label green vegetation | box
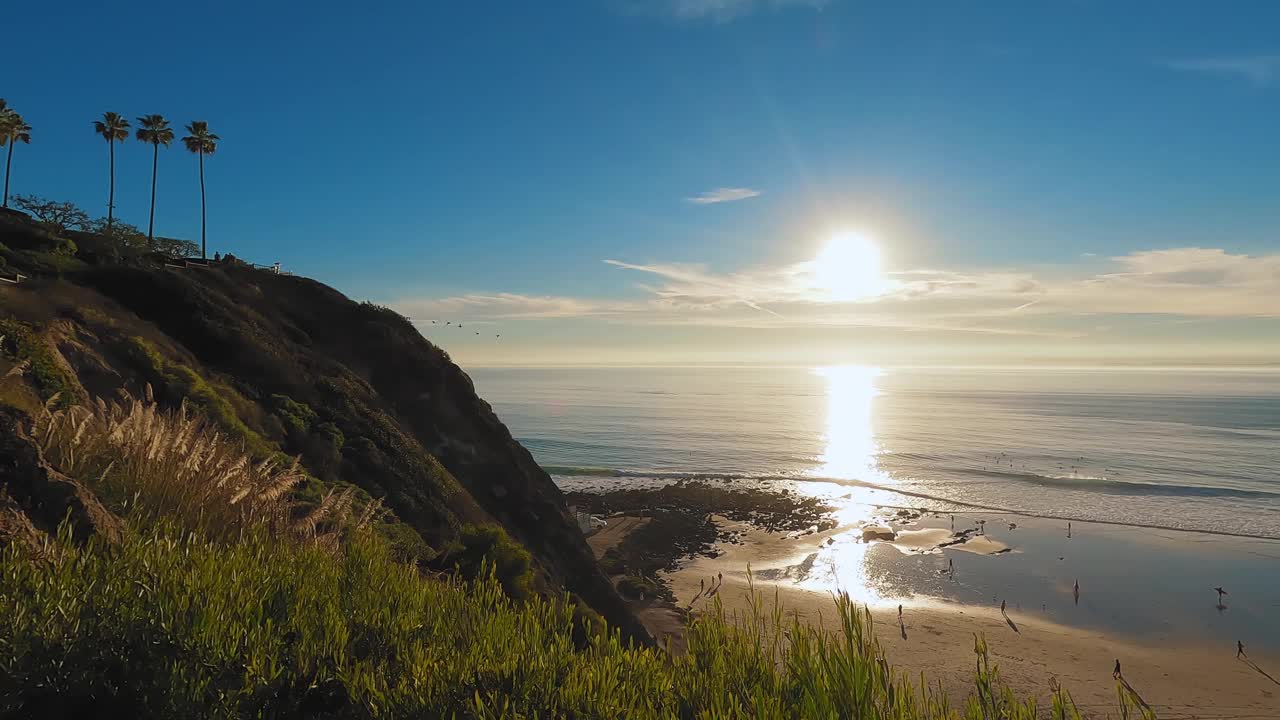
[8,193,196,261]
[10,195,90,235]
[122,335,274,457]
[359,300,416,331]
[1,244,87,275]
[270,392,318,436]
[1,522,1123,719]
[616,574,666,601]
[0,318,78,406]
[34,393,304,540]
[433,523,534,601]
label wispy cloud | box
[1165,54,1280,86]
[618,0,829,23]
[391,248,1280,336]
[685,187,763,205]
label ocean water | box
[470,366,1280,539]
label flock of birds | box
[428,320,500,339]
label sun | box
[811,231,889,301]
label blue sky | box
[5,1,1279,365]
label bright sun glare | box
[811,231,889,301]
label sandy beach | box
[589,512,1280,718]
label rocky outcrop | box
[861,525,896,542]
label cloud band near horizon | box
[389,247,1280,340]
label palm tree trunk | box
[148,143,158,245]
[2,143,12,209]
[198,150,206,259]
[107,140,115,231]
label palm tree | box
[93,112,131,231]
[182,121,219,259]
[1,100,32,209]
[135,115,175,244]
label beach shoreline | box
[661,524,1280,717]
[670,570,1279,717]
[577,486,1280,717]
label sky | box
[4,0,1279,366]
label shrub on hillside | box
[79,219,149,263]
[0,318,79,406]
[10,195,90,236]
[270,393,317,436]
[433,523,534,601]
[152,236,200,259]
[303,420,346,479]
[122,336,275,457]
[616,575,665,601]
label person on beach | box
[1238,641,1246,659]
[1113,659,1122,679]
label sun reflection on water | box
[814,365,887,484]
[786,366,896,605]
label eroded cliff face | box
[0,212,647,643]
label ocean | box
[470,366,1280,539]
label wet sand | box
[672,566,1279,717]
[578,490,1280,716]
[646,513,1279,717]
[659,519,1280,717]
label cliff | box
[0,209,648,643]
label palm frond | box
[181,120,220,155]
[135,114,175,146]
[94,111,130,142]
[1,110,30,145]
